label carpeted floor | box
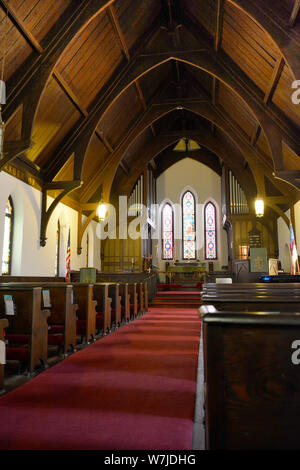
[0,307,201,450]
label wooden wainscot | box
[119,283,130,322]
[0,318,9,392]
[0,287,50,374]
[93,283,112,334]
[201,310,300,450]
[72,284,97,343]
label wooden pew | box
[72,284,97,343]
[0,318,8,392]
[119,283,130,322]
[143,281,149,312]
[201,309,300,449]
[0,287,50,374]
[40,284,78,355]
[0,283,77,356]
[107,283,121,327]
[201,283,300,312]
[137,282,144,314]
[128,283,138,318]
[93,284,112,334]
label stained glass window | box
[182,191,196,260]
[55,220,60,277]
[2,197,13,275]
[204,202,217,260]
[161,203,174,260]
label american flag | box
[290,224,298,275]
[65,228,71,282]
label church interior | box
[0,0,300,451]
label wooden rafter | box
[215,0,224,52]
[53,70,88,117]
[0,0,43,53]
[264,57,285,105]
[107,4,130,60]
[288,0,300,28]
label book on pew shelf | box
[4,295,15,316]
[42,289,51,308]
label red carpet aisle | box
[0,307,201,450]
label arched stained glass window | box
[2,197,14,275]
[182,191,196,260]
[55,220,60,277]
[161,203,174,260]
[204,202,217,260]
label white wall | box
[277,202,300,274]
[277,210,291,273]
[0,172,101,276]
[154,158,228,271]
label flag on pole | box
[290,224,298,275]
[65,228,71,282]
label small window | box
[204,202,217,260]
[2,197,14,275]
[161,203,174,260]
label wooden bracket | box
[40,180,82,247]
[77,205,98,254]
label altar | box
[166,262,206,284]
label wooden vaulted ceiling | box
[1,0,300,219]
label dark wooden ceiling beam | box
[107,4,130,60]
[251,123,262,147]
[81,99,289,205]
[264,56,285,105]
[95,130,114,153]
[119,160,129,175]
[53,70,88,117]
[231,0,300,80]
[44,17,162,180]
[3,0,115,140]
[288,0,300,28]
[215,0,224,52]
[0,0,43,54]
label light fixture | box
[255,198,264,218]
[173,138,201,152]
[97,201,107,221]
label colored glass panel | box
[182,191,196,259]
[205,202,217,259]
[162,204,173,260]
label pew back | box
[202,310,300,449]
[0,287,49,372]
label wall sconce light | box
[255,198,264,218]
[97,201,107,221]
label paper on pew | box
[42,289,51,308]
[216,278,232,284]
[0,340,5,364]
[4,298,15,315]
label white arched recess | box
[0,171,101,276]
[155,158,228,274]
